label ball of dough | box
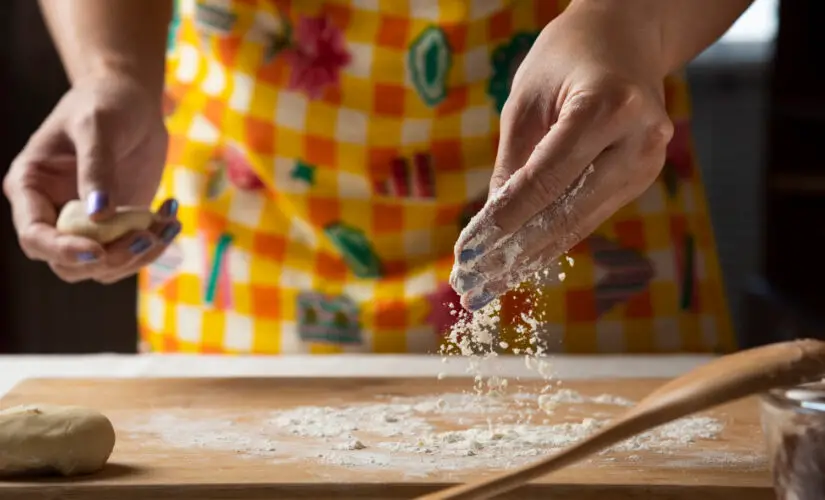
[0,405,116,476]
[56,200,154,244]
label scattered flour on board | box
[121,390,732,476]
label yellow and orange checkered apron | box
[138,0,734,354]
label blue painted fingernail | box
[160,199,179,217]
[76,252,98,262]
[469,291,495,311]
[86,191,109,215]
[160,222,181,243]
[130,237,152,255]
[459,247,484,264]
[455,272,483,293]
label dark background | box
[0,1,140,352]
[0,0,820,354]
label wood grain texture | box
[0,378,772,500]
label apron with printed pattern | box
[139,0,733,354]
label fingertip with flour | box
[467,290,496,312]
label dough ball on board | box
[56,200,154,244]
[0,405,116,476]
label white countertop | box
[0,354,713,398]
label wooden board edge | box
[0,482,775,500]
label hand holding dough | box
[56,200,155,244]
[0,405,116,476]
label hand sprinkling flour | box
[449,1,684,311]
[451,156,602,311]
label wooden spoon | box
[418,338,825,500]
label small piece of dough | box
[56,200,154,244]
[0,405,116,476]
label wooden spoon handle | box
[416,418,650,500]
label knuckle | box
[605,82,645,116]
[3,159,26,199]
[569,83,641,118]
[611,83,646,115]
[575,82,647,122]
[642,118,675,153]
[636,123,673,181]
[564,91,601,119]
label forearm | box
[656,0,754,73]
[572,0,754,76]
[39,0,172,98]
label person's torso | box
[138,0,734,355]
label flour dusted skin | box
[0,405,116,476]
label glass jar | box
[761,382,825,500]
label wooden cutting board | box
[0,377,773,500]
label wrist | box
[571,0,755,75]
[566,0,670,79]
[83,54,166,102]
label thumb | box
[72,129,118,222]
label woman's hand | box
[3,71,178,284]
[451,1,674,311]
